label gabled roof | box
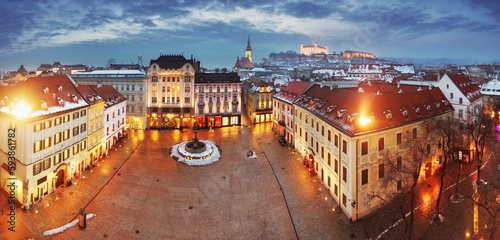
[234,57,254,69]
[150,54,194,70]
[243,77,275,93]
[76,85,103,104]
[481,79,500,96]
[295,83,453,136]
[91,85,126,108]
[195,72,240,84]
[0,75,88,120]
[445,74,482,102]
[273,81,313,104]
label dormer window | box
[434,102,441,109]
[413,106,421,115]
[57,97,64,105]
[398,89,403,94]
[400,107,409,118]
[348,113,358,123]
[40,100,47,109]
[383,110,392,121]
[327,105,337,113]
[337,109,347,118]
[441,100,449,106]
[57,85,62,92]
[417,87,422,91]
[425,104,432,112]
[72,95,78,102]
[43,87,49,93]
[0,100,4,106]
[358,87,364,93]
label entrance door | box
[56,170,65,188]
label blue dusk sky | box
[0,0,499,71]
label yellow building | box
[77,85,106,166]
[0,75,89,208]
[293,83,454,220]
[242,77,275,123]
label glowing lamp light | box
[11,100,32,118]
[466,232,470,238]
[359,116,372,125]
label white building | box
[147,54,199,129]
[92,85,127,154]
[0,75,89,208]
[194,72,242,127]
[71,70,147,130]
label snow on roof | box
[480,79,500,96]
[0,75,88,119]
[73,70,145,75]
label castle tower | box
[245,35,253,63]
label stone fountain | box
[170,122,221,166]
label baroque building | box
[194,72,242,128]
[0,75,89,209]
[147,54,199,129]
[242,77,275,123]
[291,83,453,220]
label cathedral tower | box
[245,35,253,63]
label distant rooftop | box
[71,70,146,78]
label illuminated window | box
[34,123,42,132]
[44,120,51,129]
[73,144,79,155]
[33,141,42,153]
[63,149,69,160]
[63,115,70,123]
[44,137,51,149]
[81,141,86,150]
[63,129,70,140]
[54,133,62,144]
[54,153,61,165]
[55,117,62,126]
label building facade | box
[480,79,500,119]
[92,85,127,154]
[194,73,242,128]
[242,78,275,123]
[71,70,147,130]
[293,83,454,220]
[0,75,89,209]
[147,54,199,129]
[76,85,105,167]
[272,81,313,145]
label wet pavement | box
[0,120,498,239]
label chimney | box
[397,80,400,89]
[429,84,432,90]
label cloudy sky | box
[0,0,499,71]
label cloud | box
[0,0,499,59]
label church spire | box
[246,35,252,51]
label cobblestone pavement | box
[1,122,498,240]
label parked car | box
[278,138,287,146]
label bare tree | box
[368,120,438,239]
[466,110,496,181]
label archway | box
[54,164,68,188]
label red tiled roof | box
[91,85,126,107]
[0,75,87,119]
[273,81,312,104]
[446,74,482,102]
[234,57,254,69]
[77,85,102,103]
[295,84,453,136]
[423,75,438,81]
